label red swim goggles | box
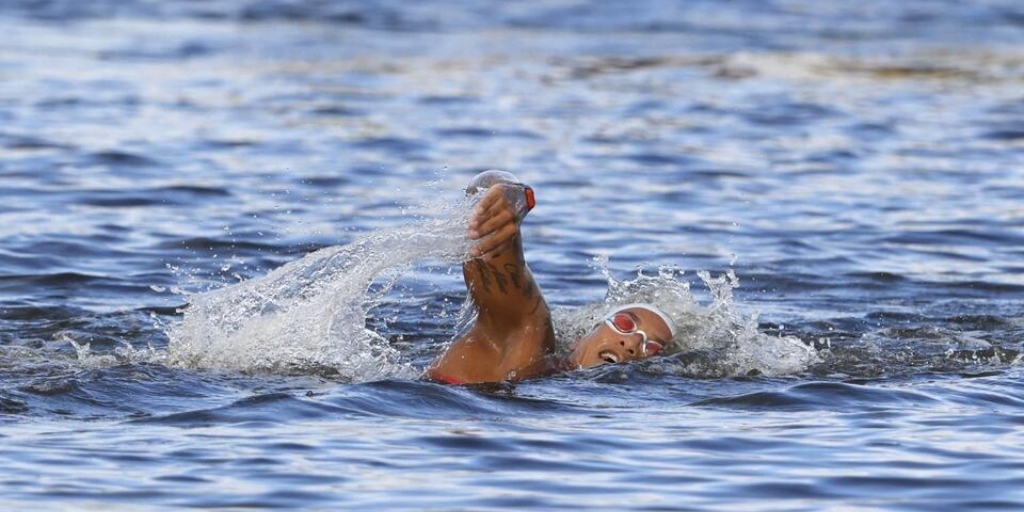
[605,312,664,356]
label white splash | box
[159,187,815,382]
[552,258,819,378]
[166,197,475,381]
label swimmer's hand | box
[468,185,519,257]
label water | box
[2,0,1024,509]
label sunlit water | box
[2,1,1024,510]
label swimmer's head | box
[567,303,677,369]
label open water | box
[2,1,1024,510]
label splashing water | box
[166,196,476,381]
[162,193,815,382]
[552,258,819,378]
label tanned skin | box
[425,180,675,384]
[426,184,558,384]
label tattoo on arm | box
[474,259,492,293]
[491,265,509,294]
[504,263,522,290]
[475,260,536,303]
[474,259,511,295]
[503,263,534,298]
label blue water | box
[2,1,1024,510]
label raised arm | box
[464,184,545,329]
[426,175,555,384]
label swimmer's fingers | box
[471,186,506,220]
[468,186,514,237]
[468,187,519,256]
[470,205,515,241]
[472,221,518,257]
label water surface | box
[2,1,1024,510]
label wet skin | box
[426,182,672,384]
[567,308,673,368]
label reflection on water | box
[1,0,1024,510]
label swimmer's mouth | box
[599,351,620,364]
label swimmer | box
[427,171,678,385]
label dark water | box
[3,1,1024,510]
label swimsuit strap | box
[430,374,466,386]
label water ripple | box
[3,1,1024,509]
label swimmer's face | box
[567,307,673,369]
